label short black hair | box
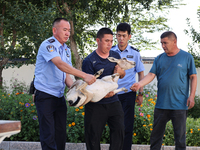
[160,31,177,40]
[52,18,69,27]
[116,23,131,35]
[96,28,113,40]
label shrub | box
[0,78,39,141]
[3,77,29,94]
[66,105,85,143]
[0,90,40,141]
[132,85,200,146]
[1,81,200,146]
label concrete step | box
[0,141,200,150]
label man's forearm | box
[190,74,197,98]
[65,74,74,88]
[139,72,156,87]
[138,71,144,92]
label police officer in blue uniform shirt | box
[111,23,145,150]
[34,18,96,150]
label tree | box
[55,0,181,70]
[0,0,57,87]
[185,7,200,68]
[0,0,182,87]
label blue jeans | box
[150,108,187,150]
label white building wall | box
[2,64,200,95]
[2,64,35,90]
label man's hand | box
[114,65,125,79]
[187,96,195,109]
[83,74,96,85]
[130,83,141,92]
[136,95,143,106]
[104,91,115,98]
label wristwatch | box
[138,92,144,96]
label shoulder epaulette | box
[48,39,55,43]
[130,46,139,52]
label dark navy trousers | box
[35,90,67,150]
[118,91,136,150]
[150,108,187,150]
[84,101,124,150]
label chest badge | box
[127,55,133,58]
[65,49,70,57]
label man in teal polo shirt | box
[132,31,197,150]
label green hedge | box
[1,80,200,146]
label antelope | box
[66,57,136,107]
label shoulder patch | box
[46,45,55,52]
[48,39,55,43]
[130,46,139,52]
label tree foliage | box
[185,7,200,68]
[0,0,57,87]
[0,0,182,86]
[55,0,181,69]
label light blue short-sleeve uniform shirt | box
[150,50,197,110]
[34,36,72,97]
[111,44,145,94]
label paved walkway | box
[0,141,200,150]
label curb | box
[0,141,200,150]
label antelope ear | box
[107,57,118,62]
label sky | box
[140,0,200,57]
